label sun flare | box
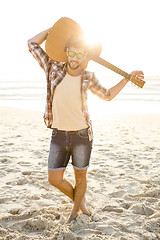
[82,24,101,48]
[84,32,100,47]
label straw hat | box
[45,17,102,69]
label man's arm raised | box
[107,71,144,101]
[28,27,51,45]
[27,27,52,72]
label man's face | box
[67,47,87,70]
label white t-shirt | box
[52,73,88,131]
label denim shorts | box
[48,128,93,171]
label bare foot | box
[65,213,77,224]
[80,197,91,216]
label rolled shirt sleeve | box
[28,42,51,72]
[89,73,110,101]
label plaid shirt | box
[28,42,110,141]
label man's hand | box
[130,70,144,80]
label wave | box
[0,77,159,112]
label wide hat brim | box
[45,17,102,69]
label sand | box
[0,107,160,240]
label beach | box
[0,107,160,239]
[1,0,160,237]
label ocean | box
[0,76,160,115]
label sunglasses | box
[68,51,85,59]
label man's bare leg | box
[66,168,89,224]
[48,170,89,216]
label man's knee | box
[74,169,87,185]
[48,170,64,187]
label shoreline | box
[1,101,160,114]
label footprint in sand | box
[21,171,32,176]
[10,216,50,232]
[1,208,59,233]
[18,161,32,166]
[102,205,124,213]
[1,158,9,163]
[109,190,126,198]
[16,177,29,185]
[130,203,154,216]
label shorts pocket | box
[77,129,89,139]
[52,128,58,137]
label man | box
[28,22,144,224]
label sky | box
[0,0,160,82]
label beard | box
[68,60,81,70]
